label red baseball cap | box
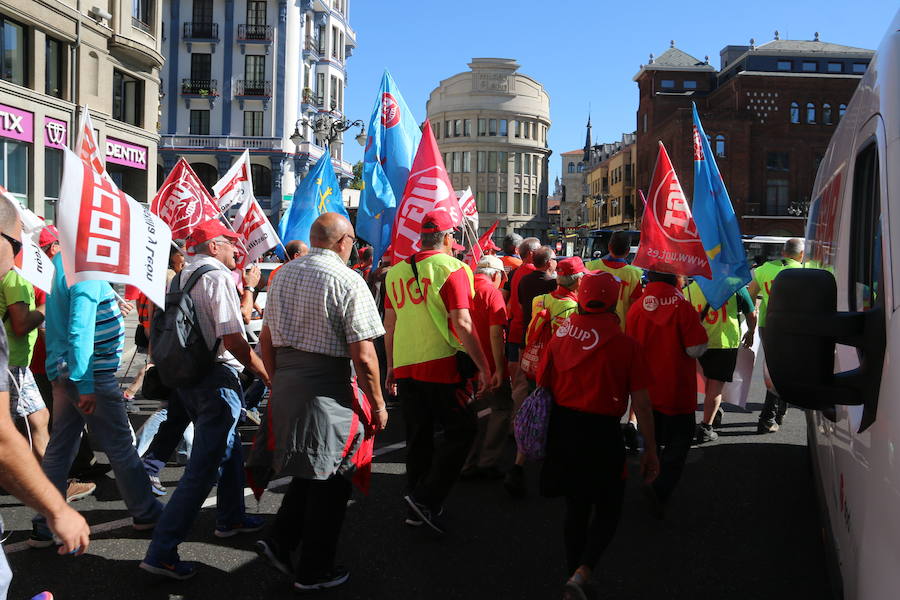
[556,257,589,277]
[578,272,621,313]
[186,220,240,249]
[485,239,501,252]
[38,225,59,247]
[421,209,459,233]
[452,240,466,252]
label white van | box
[765,11,899,600]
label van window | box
[848,142,882,313]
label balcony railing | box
[183,22,218,40]
[235,79,272,97]
[237,24,273,41]
[181,78,218,96]
[161,135,283,151]
[131,17,151,33]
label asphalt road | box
[1,327,831,600]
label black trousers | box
[564,479,625,573]
[398,378,477,508]
[651,410,695,503]
[270,475,352,581]
[759,391,788,425]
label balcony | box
[237,24,274,54]
[303,36,323,60]
[183,22,219,52]
[131,17,151,34]
[235,79,273,109]
[181,79,218,108]
[161,135,283,151]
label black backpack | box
[150,265,220,388]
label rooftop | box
[633,42,715,80]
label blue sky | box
[341,1,895,182]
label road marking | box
[4,439,408,555]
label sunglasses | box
[2,233,21,256]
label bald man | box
[257,212,387,591]
[285,240,309,260]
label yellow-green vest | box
[684,282,742,350]
[753,258,802,328]
[385,253,474,369]
[585,259,643,331]
[527,291,578,345]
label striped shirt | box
[263,247,384,358]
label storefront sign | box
[44,117,68,149]
[0,104,33,143]
[105,137,147,170]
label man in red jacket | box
[626,271,707,518]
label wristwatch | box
[244,286,256,292]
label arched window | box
[577,162,585,173]
[806,102,816,124]
[567,161,575,174]
[823,103,833,125]
[192,163,218,196]
[838,104,847,122]
[715,134,726,158]
[251,164,272,198]
[790,102,800,124]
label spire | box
[583,114,592,162]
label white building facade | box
[159,0,357,218]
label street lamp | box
[290,114,367,149]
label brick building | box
[634,35,874,235]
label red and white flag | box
[231,197,279,267]
[632,142,711,278]
[151,158,222,241]
[0,187,55,294]
[390,121,461,264]
[465,220,499,269]
[58,147,172,307]
[456,187,478,231]
[213,149,253,213]
[75,108,110,182]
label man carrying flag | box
[278,148,347,252]
[357,71,422,265]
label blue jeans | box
[33,373,162,535]
[136,408,193,465]
[145,364,247,563]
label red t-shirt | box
[385,250,472,383]
[30,287,47,375]
[625,282,708,415]
[506,262,536,345]
[537,312,652,416]
[472,274,507,374]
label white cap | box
[476,255,504,272]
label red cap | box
[484,239,501,252]
[186,220,240,249]
[421,209,458,233]
[556,257,589,277]
[578,272,621,313]
[452,240,466,252]
[38,225,59,247]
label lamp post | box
[290,113,366,185]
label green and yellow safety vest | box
[753,258,802,328]
[684,282,744,350]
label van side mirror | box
[763,268,884,431]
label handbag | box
[513,386,553,461]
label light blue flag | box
[691,102,751,309]
[277,148,346,254]
[356,70,422,265]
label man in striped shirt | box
[29,251,164,547]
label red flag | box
[466,220,499,268]
[632,142,711,278]
[151,158,222,241]
[390,121,461,264]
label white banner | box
[57,147,171,307]
[232,197,279,267]
[213,149,253,213]
[0,188,54,294]
[456,187,478,231]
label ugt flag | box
[278,148,346,250]
[152,158,222,241]
[456,187,478,231]
[691,103,751,309]
[75,108,110,182]
[58,146,171,307]
[357,70,421,265]
[633,141,711,278]
[390,121,461,264]
[0,187,55,294]
[213,149,254,213]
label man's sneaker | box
[695,423,719,444]
[254,539,292,576]
[563,579,589,600]
[503,464,527,498]
[139,557,198,580]
[148,474,167,496]
[403,495,445,535]
[622,422,640,453]
[293,567,350,592]
[27,525,57,549]
[242,408,261,426]
[65,479,96,503]
[132,517,157,531]
[757,419,780,434]
[404,506,423,527]
[713,406,725,428]
[214,514,265,538]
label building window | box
[132,0,154,31]
[532,155,538,176]
[454,119,461,137]
[462,151,471,173]
[0,139,28,198]
[45,37,64,99]
[766,151,790,172]
[523,153,531,176]
[251,163,270,197]
[190,109,210,134]
[247,0,266,25]
[790,101,800,123]
[499,192,507,213]
[838,103,847,121]
[432,121,439,138]
[44,147,62,221]
[193,163,217,194]
[802,61,817,72]
[452,152,460,173]
[715,134,726,157]
[514,192,521,214]
[514,120,521,138]
[475,191,485,212]
[499,152,507,173]
[331,26,338,58]
[192,0,213,29]
[478,118,486,136]
[0,18,26,87]
[827,62,842,73]
[487,192,496,213]
[684,80,697,89]
[488,151,497,172]
[642,113,647,133]
[765,179,790,215]
[499,119,507,137]
[823,103,833,125]
[477,151,486,173]
[567,161,575,174]
[852,63,867,74]
[190,52,211,81]
[244,110,263,136]
[806,102,816,124]
[660,79,674,88]
[515,153,521,174]
[488,119,497,136]
[463,119,471,137]
[777,60,791,71]
[577,162,585,173]
[113,70,143,126]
